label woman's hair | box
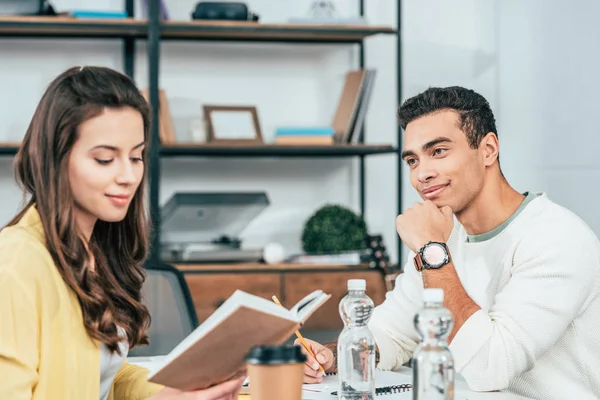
[7,66,152,354]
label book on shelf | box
[348,69,377,144]
[272,68,376,146]
[275,127,335,135]
[275,136,334,145]
[332,69,366,143]
[330,68,377,144]
[146,289,331,391]
[69,10,128,19]
[274,126,335,145]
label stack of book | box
[332,68,377,144]
[274,68,377,146]
[274,126,335,145]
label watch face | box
[422,243,447,268]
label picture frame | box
[203,105,263,145]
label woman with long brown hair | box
[0,66,244,400]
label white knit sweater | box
[369,192,600,400]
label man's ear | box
[481,132,499,167]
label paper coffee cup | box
[245,345,307,400]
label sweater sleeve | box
[449,227,599,392]
[368,251,423,370]
[112,360,164,400]
[0,268,39,400]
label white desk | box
[128,357,532,400]
[391,367,531,400]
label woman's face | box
[68,106,145,238]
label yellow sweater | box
[0,206,164,400]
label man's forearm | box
[423,262,481,342]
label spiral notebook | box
[301,370,412,399]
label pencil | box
[271,295,326,375]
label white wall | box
[496,0,600,234]
[3,0,600,266]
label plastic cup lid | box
[245,345,307,365]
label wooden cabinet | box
[284,271,386,330]
[175,263,388,331]
[184,273,281,323]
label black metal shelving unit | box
[0,145,19,156]
[0,0,402,265]
[159,144,397,158]
[396,1,403,265]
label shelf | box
[174,263,373,273]
[0,16,145,38]
[0,143,397,158]
[160,20,397,43]
[0,143,19,156]
[0,16,396,43]
[159,143,397,157]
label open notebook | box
[300,370,413,399]
[146,289,331,391]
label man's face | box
[401,110,488,213]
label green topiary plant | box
[301,204,368,254]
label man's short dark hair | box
[397,86,497,149]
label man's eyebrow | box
[422,137,452,151]
[401,137,453,159]
[401,149,416,159]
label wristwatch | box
[413,241,451,272]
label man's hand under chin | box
[395,200,454,253]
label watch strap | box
[413,252,425,272]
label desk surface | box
[128,357,532,400]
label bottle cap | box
[245,345,307,365]
[423,288,444,303]
[348,279,366,291]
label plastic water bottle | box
[337,279,376,400]
[412,288,455,400]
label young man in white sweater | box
[298,87,600,400]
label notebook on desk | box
[239,370,411,399]
[301,370,412,399]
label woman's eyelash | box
[95,157,143,164]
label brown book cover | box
[146,290,331,391]
[331,70,367,143]
[347,69,377,144]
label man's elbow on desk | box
[448,310,536,393]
